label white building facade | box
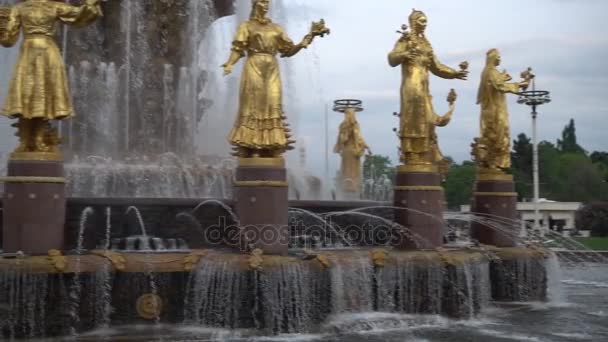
[460,200,584,236]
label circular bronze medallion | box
[136,293,163,320]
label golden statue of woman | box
[0,0,102,157]
[472,49,529,173]
[388,9,467,169]
[334,108,370,193]
[222,0,329,158]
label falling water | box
[376,254,444,314]
[96,207,114,329]
[0,268,49,339]
[126,206,147,237]
[184,256,250,328]
[329,253,374,313]
[257,260,328,333]
[54,0,229,197]
[69,206,95,335]
[545,253,565,304]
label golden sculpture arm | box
[221,50,243,76]
[491,73,526,94]
[430,54,468,80]
[388,40,415,67]
[435,89,458,127]
[280,37,308,58]
[57,0,103,28]
[281,19,329,58]
[222,22,249,75]
[435,105,454,127]
[0,6,20,48]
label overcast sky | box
[0,0,606,183]
[245,0,608,179]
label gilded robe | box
[0,0,101,120]
[477,68,520,170]
[228,20,296,151]
[334,117,368,192]
[388,33,460,160]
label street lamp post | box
[517,74,551,233]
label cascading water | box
[329,253,374,313]
[184,255,251,328]
[256,260,328,333]
[545,253,565,304]
[0,0,327,199]
[0,269,49,339]
[53,0,231,198]
[184,252,331,334]
[376,254,444,314]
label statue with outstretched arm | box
[388,9,468,169]
[0,0,101,157]
[222,0,329,158]
[472,49,530,173]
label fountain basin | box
[0,247,551,338]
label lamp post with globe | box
[517,69,551,233]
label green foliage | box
[509,119,608,203]
[557,119,586,154]
[443,161,476,209]
[511,133,533,200]
[576,203,608,237]
[362,154,395,182]
[591,151,608,182]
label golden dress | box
[228,20,295,151]
[0,0,101,120]
[334,113,368,192]
[388,33,460,162]
[477,67,520,170]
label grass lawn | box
[574,237,608,251]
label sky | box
[248,0,608,179]
[0,0,607,184]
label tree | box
[559,153,608,202]
[576,203,608,237]
[557,119,585,154]
[538,141,561,200]
[443,161,476,209]
[509,119,607,203]
[591,151,608,165]
[591,151,608,182]
[362,154,395,181]
[511,133,533,200]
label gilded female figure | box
[473,49,528,172]
[222,0,329,158]
[0,0,101,154]
[388,9,467,167]
[334,108,370,193]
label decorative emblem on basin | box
[136,293,163,320]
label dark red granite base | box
[234,164,288,255]
[393,171,445,250]
[470,179,518,247]
[2,160,66,255]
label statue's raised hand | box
[221,64,233,76]
[455,70,468,80]
[310,19,330,38]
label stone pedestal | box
[393,165,445,250]
[470,173,518,247]
[234,158,289,255]
[2,157,66,255]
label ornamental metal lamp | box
[517,69,551,233]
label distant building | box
[460,200,585,237]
